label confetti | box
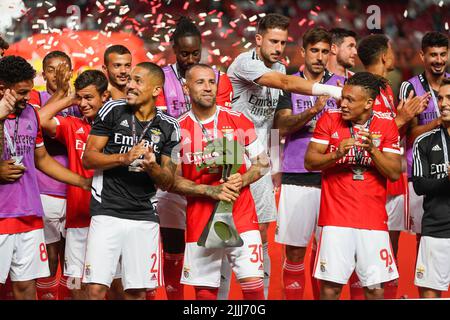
[183,1,189,10]
[220,56,229,63]
[48,6,56,13]
[202,30,212,36]
[298,18,307,26]
[249,15,258,22]
[146,52,154,60]
[446,22,449,30]
[310,10,318,16]
[439,1,444,7]
[73,53,87,58]
[403,10,408,18]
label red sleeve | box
[54,115,70,144]
[381,118,401,155]
[311,111,333,145]
[31,106,44,147]
[155,89,167,110]
[28,90,41,107]
[216,73,233,109]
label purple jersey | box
[35,91,80,196]
[281,71,345,173]
[401,73,450,177]
[0,104,45,218]
[161,63,220,119]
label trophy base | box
[197,211,243,248]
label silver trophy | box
[197,138,245,248]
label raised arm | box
[256,72,342,99]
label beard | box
[337,55,354,69]
[193,96,216,109]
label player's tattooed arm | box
[171,173,240,202]
[142,153,176,191]
[239,151,270,188]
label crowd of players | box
[0,13,449,300]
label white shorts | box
[386,194,406,231]
[64,227,89,279]
[314,226,399,287]
[82,215,162,290]
[156,190,187,230]
[181,230,264,287]
[250,173,276,223]
[0,228,50,283]
[415,236,450,291]
[275,184,320,247]
[408,182,424,234]
[41,194,66,244]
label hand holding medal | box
[335,138,355,159]
[0,159,26,182]
[355,129,376,154]
[123,140,146,172]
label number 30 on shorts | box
[249,244,263,263]
[379,248,393,267]
[39,243,48,262]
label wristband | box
[312,83,342,99]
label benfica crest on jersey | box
[372,133,382,147]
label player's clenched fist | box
[122,141,146,166]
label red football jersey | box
[374,85,407,196]
[311,109,401,231]
[54,115,93,228]
[178,106,260,243]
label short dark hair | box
[257,13,290,34]
[302,27,332,49]
[43,50,72,70]
[0,55,36,85]
[357,34,390,67]
[346,72,388,100]
[74,69,108,94]
[441,77,450,87]
[136,62,164,84]
[329,28,357,46]
[185,63,214,81]
[0,36,9,50]
[171,17,201,46]
[421,32,448,51]
[104,45,131,65]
